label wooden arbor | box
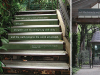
[72,0,100,68]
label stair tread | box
[2,60,69,69]
[15,14,57,16]
[0,50,67,55]
[0,74,22,75]
[14,19,58,21]
[18,10,56,12]
[8,32,62,35]
[11,25,59,28]
[6,40,64,44]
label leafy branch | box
[0,0,24,73]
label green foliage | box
[19,0,58,10]
[0,46,7,51]
[72,67,80,74]
[77,33,80,54]
[0,28,7,35]
[30,0,58,10]
[0,56,5,73]
[74,24,100,68]
[0,61,3,73]
[0,37,9,51]
[18,0,70,11]
[0,0,17,50]
[0,0,23,73]
[0,0,23,47]
[1,37,9,44]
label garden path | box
[74,67,100,75]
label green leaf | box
[1,38,9,44]
[0,46,7,51]
[0,61,4,73]
[0,68,3,73]
[0,28,7,35]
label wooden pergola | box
[72,0,100,68]
[72,0,100,24]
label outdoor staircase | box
[0,10,69,75]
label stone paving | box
[74,67,100,75]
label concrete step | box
[16,10,56,15]
[13,19,58,25]
[8,32,62,40]
[15,14,57,20]
[0,50,67,56]
[3,40,64,50]
[2,60,69,70]
[11,25,60,32]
